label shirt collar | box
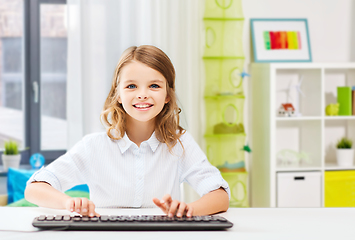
[117,131,160,154]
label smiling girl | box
[25,45,230,218]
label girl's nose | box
[137,94,148,100]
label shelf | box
[324,116,355,120]
[276,117,321,121]
[276,166,322,172]
[275,116,355,121]
[251,62,355,208]
[324,163,355,171]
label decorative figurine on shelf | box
[30,153,45,169]
[277,149,311,166]
[277,75,305,117]
[278,103,296,117]
[325,103,339,116]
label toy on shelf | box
[277,75,305,116]
[277,149,311,166]
[325,103,339,116]
[278,103,296,117]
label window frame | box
[23,0,67,164]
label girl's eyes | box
[150,84,160,88]
[125,84,160,89]
[127,84,136,89]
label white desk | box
[0,207,354,240]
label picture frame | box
[250,19,312,62]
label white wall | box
[242,0,354,64]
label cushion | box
[7,168,36,204]
[7,168,89,204]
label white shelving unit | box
[250,63,355,207]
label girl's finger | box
[87,200,98,217]
[74,198,82,214]
[152,198,168,214]
[160,194,172,205]
[186,206,194,218]
[66,198,75,212]
[81,198,89,216]
[176,202,187,218]
[168,200,180,217]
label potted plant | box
[1,140,21,172]
[336,137,354,167]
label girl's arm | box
[25,182,99,217]
[187,187,229,215]
[153,187,229,217]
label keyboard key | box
[63,215,71,221]
[46,215,54,221]
[38,215,46,221]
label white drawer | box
[277,171,321,207]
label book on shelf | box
[337,86,352,116]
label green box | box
[337,86,352,116]
[204,0,244,19]
[203,58,244,96]
[204,95,245,135]
[205,134,246,167]
[221,172,249,207]
[203,20,244,57]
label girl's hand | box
[65,197,100,217]
[152,194,194,218]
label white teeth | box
[135,104,151,108]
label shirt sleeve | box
[178,131,230,199]
[27,136,90,192]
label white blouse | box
[27,131,230,208]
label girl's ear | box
[165,95,170,104]
[117,95,122,104]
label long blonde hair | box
[100,45,185,152]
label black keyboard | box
[32,214,233,231]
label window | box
[0,0,67,165]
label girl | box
[25,45,230,218]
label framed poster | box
[251,19,312,62]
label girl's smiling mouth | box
[133,103,154,110]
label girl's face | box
[118,61,170,124]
